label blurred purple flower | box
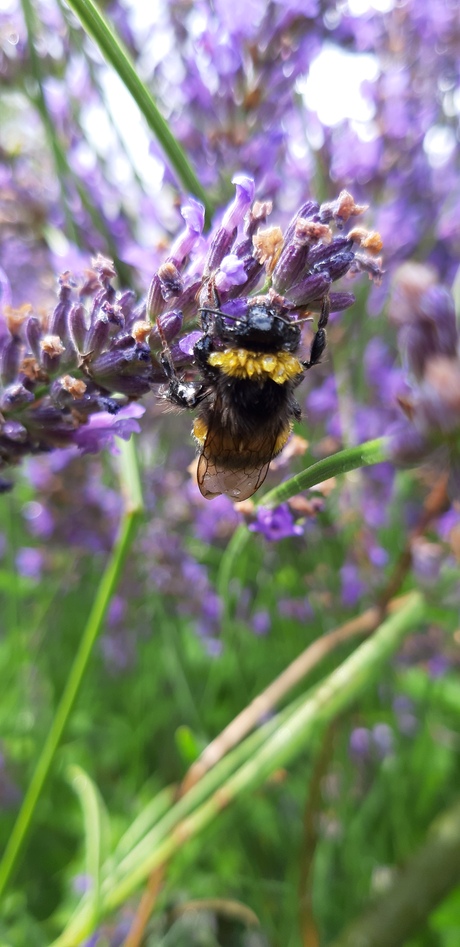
[249,503,304,541]
[16,546,44,581]
[340,563,366,608]
[388,265,460,497]
[251,609,271,636]
[349,727,371,760]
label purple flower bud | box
[118,290,136,318]
[2,420,28,442]
[25,317,42,359]
[308,238,354,279]
[68,303,88,352]
[225,244,263,298]
[283,201,320,246]
[221,175,255,232]
[169,199,205,264]
[89,340,152,393]
[158,261,183,301]
[149,310,184,353]
[272,244,311,293]
[1,337,21,385]
[206,176,255,272]
[85,313,110,358]
[174,276,203,319]
[49,274,73,336]
[0,384,35,410]
[328,292,356,312]
[205,226,237,274]
[285,273,331,306]
[146,274,166,320]
[40,335,65,375]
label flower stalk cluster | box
[0,178,382,482]
[388,263,460,495]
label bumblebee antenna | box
[198,306,313,327]
[156,316,178,382]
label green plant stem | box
[260,436,388,508]
[21,0,132,282]
[0,439,144,901]
[64,0,213,222]
[327,797,460,947]
[217,437,388,607]
[53,592,423,945]
[21,0,78,245]
[68,765,104,932]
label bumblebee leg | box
[303,294,330,370]
[198,278,222,333]
[164,377,205,409]
[193,334,219,373]
[156,316,206,409]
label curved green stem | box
[0,439,144,900]
[65,0,213,223]
[216,437,388,601]
[260,436,388,509]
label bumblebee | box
[160,293,330,501]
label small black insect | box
[160,290,330,501]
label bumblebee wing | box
[196,410,282,501]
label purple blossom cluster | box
[0,176,381,483]
[1,0,459,330]
[388,264,460,497]
[329,0,460,279]
[135,0,460,279]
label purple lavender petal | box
[74,403,145,455]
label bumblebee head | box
[201,301,302,353]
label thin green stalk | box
[108,693,309,887]
[21,0,132,283]
[52,592,423,945]
[64,0,213,222]
[260,436,388,509]
[107,592,423,904]
[216,437,389,622]
[0,439,144,900]
[51,694,310,947]
[21,0,78,245]
[68,765,104,932]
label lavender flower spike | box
[389,265,460,497]
[0,181,381,480]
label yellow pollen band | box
[274,422,293,455]
[192,416,208,445]
[208,348,303,384]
